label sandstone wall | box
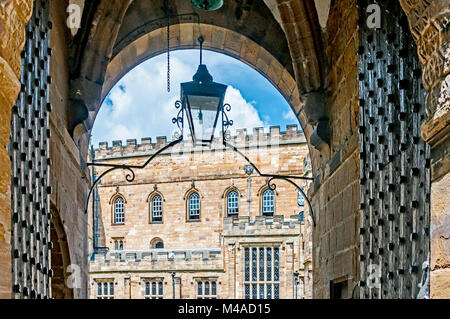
[48,0,89,298]
[88,128,309,299]
[89,216,303,299]
[311,0,360,298]
[93,127,308,251]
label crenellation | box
[93,125,306,160]
[112,140,122,148]
[92,248,222,265]
[223,215,301,234]
[156,136,167,146]
[270,125,281,136]
[126,139,137,147]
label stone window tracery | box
[244,247,280,299]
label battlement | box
[90,247,222,265]
[223,215,301,236]
[93,125,305,160]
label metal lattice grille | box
[9,0,53,299]
[244,247,280,299]
[358,0,430,299]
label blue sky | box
[91,49,299,147]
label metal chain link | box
[167,12,170,93]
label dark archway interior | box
[50,211,74,299]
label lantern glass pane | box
[187,94,220,143]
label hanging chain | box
[167,10,170,93]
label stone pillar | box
[399,0,450,299]
[0,0,33,299]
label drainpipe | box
[244,165,254,216]
[172,272,176,299]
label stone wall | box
[311,0,360,298]
[92,126,308,251]
[48,0,90,298]
[0,0,33,299]
[89,215,303,299]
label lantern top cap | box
[193,64,213,83]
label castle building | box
[88,125,312,299]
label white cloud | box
[91,53,266,146]
[282,109,297,122]
[224,86,264,134]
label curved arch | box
[98,23,303,130]
[257,184,278,197]
[94,22,319,178]
[221,185,242,199]
[150,237,164,249]
[146,190,165,203]
[183,184,204,200]
[50,207,74,299]
[109,193,127,205]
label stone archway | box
[0,0,448,299]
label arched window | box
[227,190,239,217]
[262,189,274,216]
[188,193,200,220]
[151,195,163,222]
[113,197,125,224]
[151,238,164,249]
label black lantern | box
[180,37,228,147]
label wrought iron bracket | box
[85,102,316,227]
[222,141,316,227]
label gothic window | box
[97,281,114,299]
[151,195,163,222]
[113,197,125,224]
[227,190,239,217]
[262,189,274,216]
[114,239,124,251]
[197,280,217,299]
[244,247,280,299]
[188,193,200,220]
[144,280,163,299]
